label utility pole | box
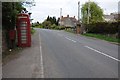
[87,0,90,24]
[77,1,81,34]
[59,8,62,26]
[78,1,80,22]
[60,8,62,19]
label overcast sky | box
[25,0,120,23]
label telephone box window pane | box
[20,21,27,27]
[21,40,26,43]
[21,24,27,27]
[21,27,27,29]
[21,33,26,36]
[21,38,27,41]
[21,37,27,44]
[21,36,27,39]
[21,30,27,33]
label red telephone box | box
[16,13,31,47]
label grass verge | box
[65,29,76,34]
[31,27,36,34]
[82,33,120,43]
[2,47,25,65]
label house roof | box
[60,16,78,23]
[104,15,114,20]
[60,16,77,27]
[104,13,120,21]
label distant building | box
[104,13,119,22]
[59,15,78,28]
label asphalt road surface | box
[3,28,119,78]
[39,29,119,78]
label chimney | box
[67,15,69,18]
[74,16,75,18]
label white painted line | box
[84,46,120,62]
[65,37,77,43]
[39,31,44,78]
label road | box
[3,28,119,78]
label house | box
[59,15,78,29]
[104,13,119,22]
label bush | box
[58,26,65,30]
[51,24,57,29]
[31,27,35,34]
[85,22,118,34]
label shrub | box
[85,22,118,34]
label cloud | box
[27,0,119,23]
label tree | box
[46,16,57,25]
[37,21,40,25]
[52,16,56,24]
[22,0,36,8]
[42,21,51,29]
[2,2,25,49]
[2,2,34,49]
[42,16,60,29]
[2,2,24,30]
[81,1,104,24]
[46,16,50,21]
[56,18,60,26]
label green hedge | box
[85,21,119,34]
[82,33,119,43]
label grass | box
[31,27,36,34]
[65,29,76,34]
[82,33,120,43]
[2,47,25,65]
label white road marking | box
[65,37,77,43]
[39,31,44,78]
[84,46,120,62]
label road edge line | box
[39,30,44,78]
[65,37,77,43]
[84,46,120,62]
